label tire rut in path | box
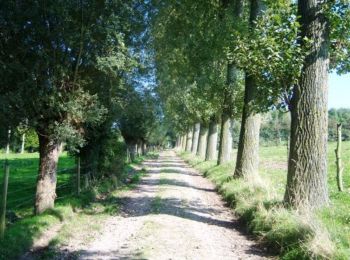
[78,150,270,260]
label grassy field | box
[0,152,75,217]
[181,141,350,259]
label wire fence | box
[0,157,96,238]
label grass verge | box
[179,142,350,259]
[0,152,157,260]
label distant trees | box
[153,0,350,210]
[119,88,160,161]
[329,109,350,141]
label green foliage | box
[0,0,140,152]
[152,0,243,128]
[119,87,160,144]
[328,0,350,74]
[259,109,350,145]
[260,110,291,146]
[329,108,350,141]
[24,129,39,152]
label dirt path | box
[66,150,270,259]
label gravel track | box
[75,150,270,260]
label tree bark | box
[234,0,263,179]
[182,134,186,151]
[21,133,25,154]
[218,113,233,165]
[35,134,60,214]
[185,128,193,152]
[284,0,329,209]
[176,136,181,150]
[181,135,186,151]
[197,123,208,158]
[59,143,65,154]
[137,141,142,157]
[5,129,11,154]
[141,140,147,155]
[205,119,218,161]
[234,75,261,178]
[127,142,137,162]
[191,123,200,154]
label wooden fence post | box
[76,157,81,195]
[1,161,10,239]
[335,123,344,192]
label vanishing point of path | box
[77,150,270,259]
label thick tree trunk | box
[21,133,25,154]
[191,123,200,154]
[197,123,208,158]
[185,128,193,152]
[234,75,261,178]
[35,134,60,214]
[205,119,218,161]
[218,113,232,165]
[284,0,329,209]
[234,0,263,179]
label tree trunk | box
[218,113,232,165]
[141,141,147,155]
[284,0,329,209]
[59,143,65,154]
[182,134,187,151]
[197,123,208,158]
[206,119,218,161]
[234,75,261,178]
[176,136,180,150]
[180,135,185,151]
[137,141,142,157]
[5,129,11,154]
[35,134,60,214]
[21,133,25,154]
[191,123,200,154]
[127,142,137,162]
[185,128,193,152]
[234,0,263,179]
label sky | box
[329,72,350,109]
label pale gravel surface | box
[74,150,271,260]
